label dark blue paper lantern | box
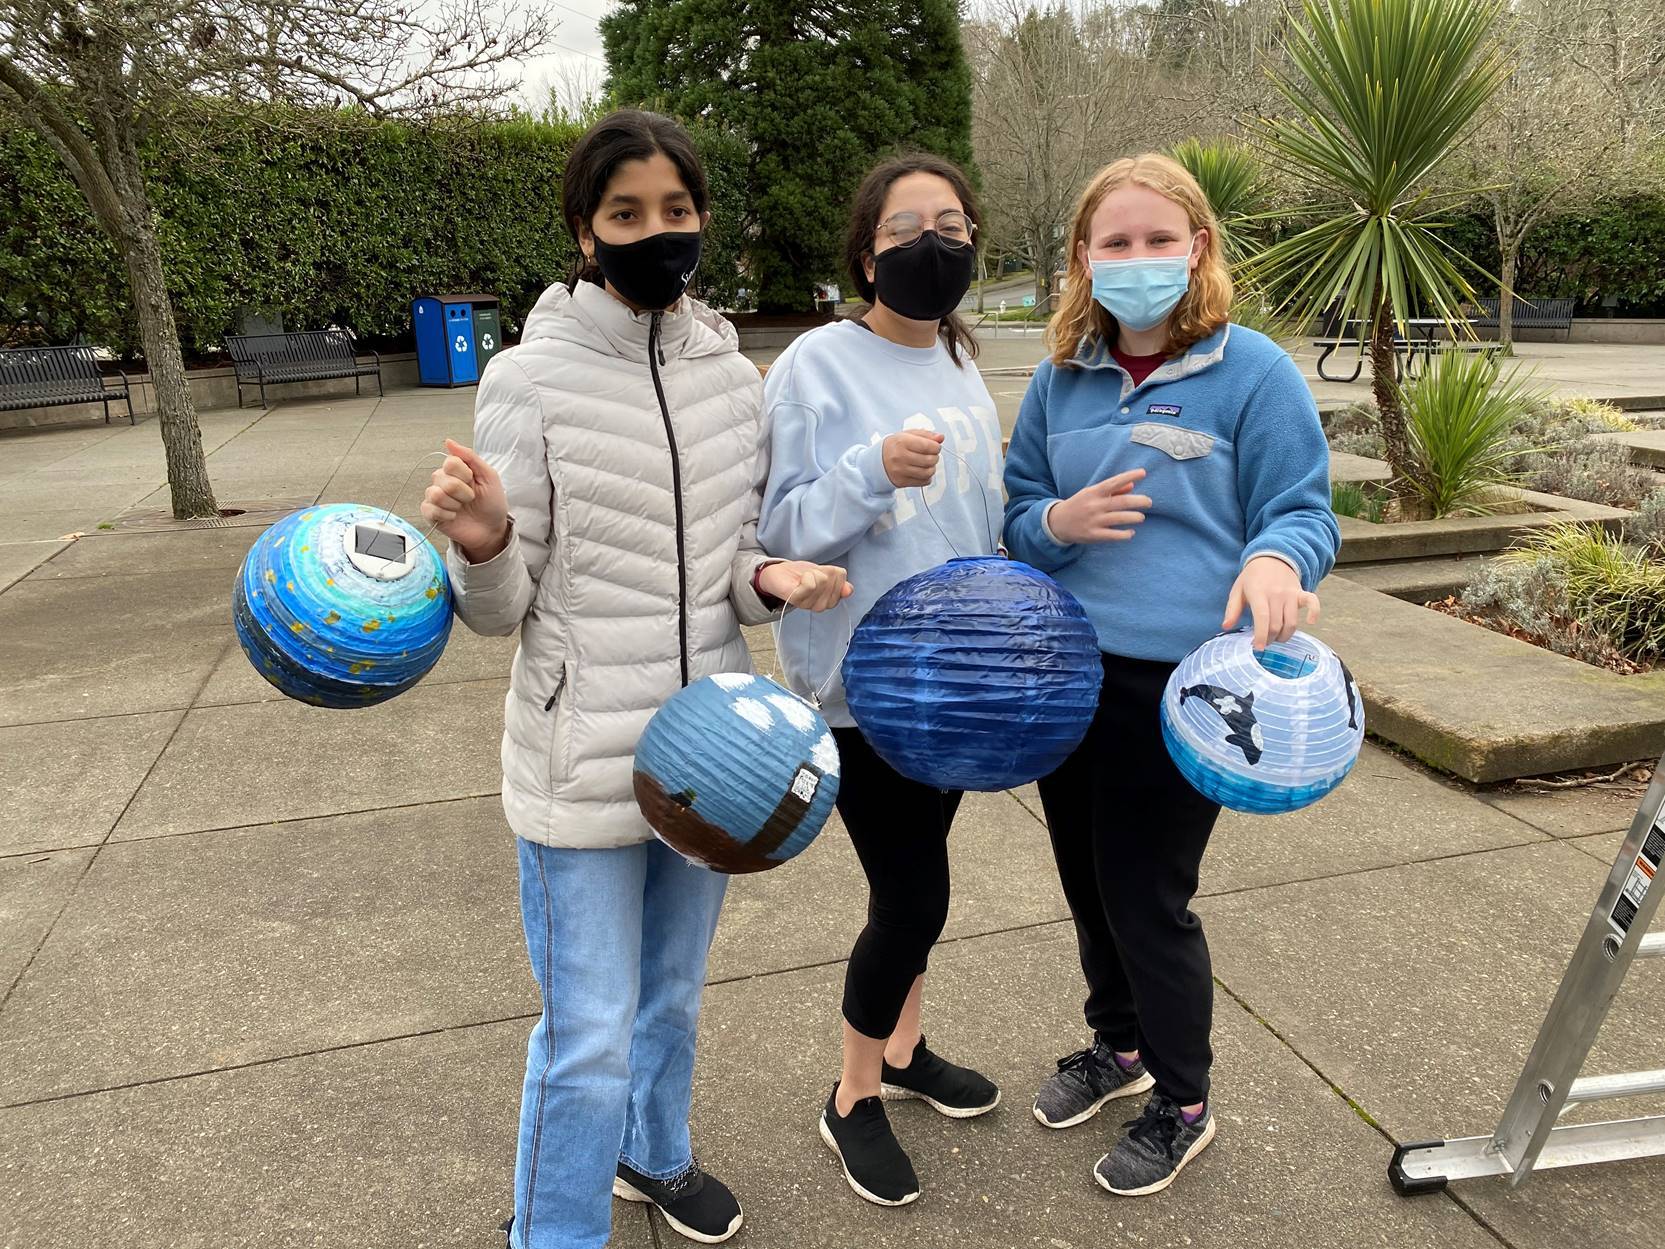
[634,673,841,873]
[1161,629,1364,814]
[233,504,453,709]
[841,557,1102,791]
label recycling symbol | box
[454,334,467,353]
[481,334,495,351]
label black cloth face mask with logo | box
[871,232,976,322]
[592,229,704,311]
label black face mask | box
[592,229,703,311]
[871,232,976,322]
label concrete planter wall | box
[1334,490,1634,563]
[1328,452,1635,563]
[1564,319,1665,346]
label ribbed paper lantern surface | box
[233,504,453,709]
[841,556,1102,792]
[633,672,841,873]
[1161,629,1363,814]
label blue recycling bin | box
[412,293,500,387]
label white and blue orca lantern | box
[841,556,1102,791]
[633,672,841,873]
[1161,629,1364,814]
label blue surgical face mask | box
[1089,241,1195,331]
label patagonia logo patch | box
[1147,403,1182,417]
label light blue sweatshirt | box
[757,320,1004,727]
[1003,323,1340,662]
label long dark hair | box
[844,152,982,365]
[562,109,709,291]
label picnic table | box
[1311,316,1497,383]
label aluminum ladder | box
[1390,749,1665,1193]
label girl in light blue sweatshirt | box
[756,153,1005,1208]
[1005,154,1339,1199]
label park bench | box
[0,344,134,424]
[1469,296,1575,342]
[224,329,382,409]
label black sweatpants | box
[833,727,965,1040]
[1036,651,1223,1105]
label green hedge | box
[1439,196,1665,316]
[0,106,750,358]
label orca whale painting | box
[1179,683,1264,766]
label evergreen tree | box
[602,0,974,312]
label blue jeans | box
[511,836,729,1249]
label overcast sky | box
[515,0,612,110]
[511,1,1060,110]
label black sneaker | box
[613,1158,743,1244]
[818,1084,921,1206]
[1094,1094,1217,1196]
[1032,1035,1155,1129]
[880,1035,1000,1118]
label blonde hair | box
[1048,154,1233,368]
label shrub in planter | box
[1331,480,1387,522]
[1480,525,1665,668]
[1456,542,1659,674]
[1632,490,1665,554]
[1562,397,1637,433]
[1399,351,1544,519]
[1524,439,1659,509]
[1457,555,1622,670]
[1324,400,1386,460]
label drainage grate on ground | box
[97,497,317,534]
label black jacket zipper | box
[648,312,691,687]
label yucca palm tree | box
[1245,0,1509,496]
[1170,136,1299,343]
[1169,136,1266,267]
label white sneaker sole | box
[817,1113,921,1207]
[1095,1115,1218,1197]
[880,1083,1001,1119]
[612,1176,744,1244]
[1032,1070,1155,1129]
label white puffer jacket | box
[445,279,775,849]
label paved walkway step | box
[1312,576,1665,782]
[1336,555,1491,602]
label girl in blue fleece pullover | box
[757,153,1005,1209]
[1004,155,1339,1198]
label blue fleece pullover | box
[1003,323,1340,662]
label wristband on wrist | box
[752,560,786,609]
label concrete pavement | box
[3,377,1664,1247]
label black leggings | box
[1036,651,1223,1106]
[833,727,964,1039]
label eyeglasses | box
[878,211,977,249]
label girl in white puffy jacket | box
[421,110,848,1249]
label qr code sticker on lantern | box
[791,768,819,803]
